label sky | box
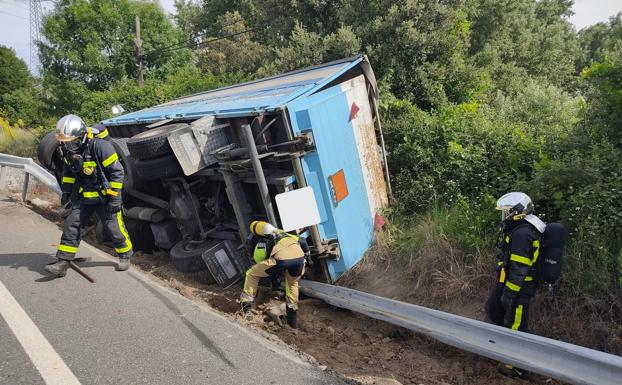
[0,0,621,74]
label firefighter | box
[240,221,310,329]
[44,115,133,277]
[485,192,546,378]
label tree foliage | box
[39,0,191,92]
[0,46,32,96]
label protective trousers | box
[56,202,133,261]
[485,282,530,332]
[241,257,305,310]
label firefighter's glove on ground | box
[61,192,71,206]
[107,199,123,213]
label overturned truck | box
[38,55,390,284]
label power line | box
[145,18,245,57]
[144,28,256,60]
[6,0,28,9]
[0,10,27,19]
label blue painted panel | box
[103,57,365,126]
[288,85,373,281]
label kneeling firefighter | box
[45,115,133,277]
[240,221,310,328]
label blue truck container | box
[98,55,390,283]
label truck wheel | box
[170,239,217,276]
[134,153,183,180]
[109,137,144,191]
[126,123,188,160]
[36,131,63,183]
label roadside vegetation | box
[1,0,620,353]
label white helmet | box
[496,192,534,221]
[56,114,87,152]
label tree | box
[195,12,268,76]
[467,0,580,93]
[39,0,192,92]
[578,13,622,71]
[0,46,32,96]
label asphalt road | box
[0,197,347,385]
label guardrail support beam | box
[22,173,30,202]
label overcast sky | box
[1,0,621,74]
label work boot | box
[241,301,253,321]
[44,260,69,277]
[116,258,130,271]
[286,306,298,329]
[498,363,530,379]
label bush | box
[0,116,37,157]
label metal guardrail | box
[300,280,622,385]
[0,153,61,199]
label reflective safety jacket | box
[249,232,309,263]
[60,138,124,205]
[497,220,542,299]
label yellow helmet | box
[249,221,277,237]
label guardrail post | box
[0,165,6,189]
[22,173,30,202]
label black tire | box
[36,132,64,183]
[134,153,183,180]
[37,131,60,168]
[126,123,188,160]
[109,137,144,191]
[170,239,217,275]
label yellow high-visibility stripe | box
[57,244,78,253]
[532,240,540,264]
[83,191,100,198]
[510,254,533,266]
[506,281,521,292]
[96,129,109,138]
[110,181,123,189]
[114,211,132,254]
[62,177,76,184]
[499,268,506,283]
[102,153,118,167]
[106,189,118,197]
[511,305,524,330]
[524,276,534,282]
[505,235,510,243]
[83,161,96,167]
[243,268,254,296]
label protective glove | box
[107,199,123,213]
[61,192,71,206]
[304,251,313,266]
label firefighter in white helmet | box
[44,114,132,277]
[240,221,310,328]
[486,192,546,378]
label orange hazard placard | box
[329,169,349,207]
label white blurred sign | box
[275,187,321,232]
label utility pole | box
[135,15,144,87]
[29,0,42,70]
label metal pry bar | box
[67,261,96,283]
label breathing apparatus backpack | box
[539,222,566,285]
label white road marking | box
[0,280,81,385]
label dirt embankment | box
[17,192,618,385]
